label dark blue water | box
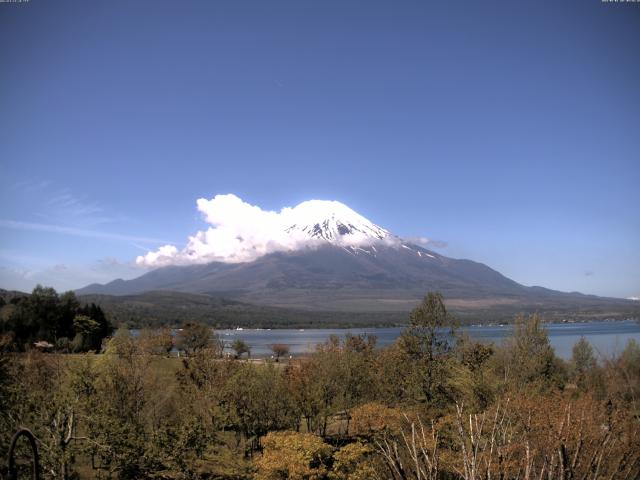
[213,320,640,360]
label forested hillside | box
[77,291,407,329]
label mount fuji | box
[282,200,391,244]
[77,200,639,322]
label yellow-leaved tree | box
[255,431,333,480]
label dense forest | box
[1,292,639,479]
[0,286,111,352]
[76,291,408,329]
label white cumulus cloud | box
[136,194,389,267]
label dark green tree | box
[71,314,101,352]
[572,337,596,373]
[77,302,112,351]
[58,291,80,340]
[400,292,456,405]
[502,314,566,390]
[0,287,111,352]
[232,339,251,359]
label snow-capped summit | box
[283,200,392,245]
[81,196,640,323]
[136,194,396,267]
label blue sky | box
[1,0,638,298]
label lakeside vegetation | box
[72,290,640,328]
[1,288,407,331]
[3,287,638,334]
[1,292,639,479]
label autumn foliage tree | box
[176,322,220,356]
[2,290,640,479]
[255,431,334,480]
[271,343,289,362]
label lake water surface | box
[214,319,640,360]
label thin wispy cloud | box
[0,219,172,245]
[406,236,449,249]
[47,191,103,218]
[13,179,124,226]
[14,179,53,192]
[130,242,157,252]
[43,188,125,226]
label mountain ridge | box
[77,242,637,318]
[77,200,639,321]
